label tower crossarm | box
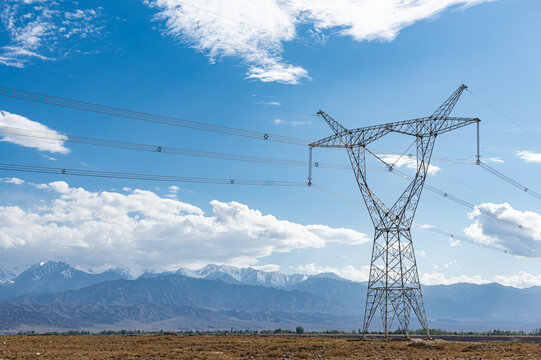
[314,110,351,146]
[310,117,478,148]
[428,117,480,135]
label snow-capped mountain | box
[140,264,344,287]
[0,261,133,299]
[0,267,16,284]
[174,264,310,287]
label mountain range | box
[0,261,539,333]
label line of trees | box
[15,328,541,336]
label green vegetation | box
[14,327,541,336]
[390,328,541,336]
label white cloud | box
[146,0,307,84]
[0,181,370,275]
[420,271,489,286]
[0,110,68,153]
[291,120,312,126]
[253,264,281,272]
[0,1,104,67]
[273,118,312,126]
[294,262,541,288]
[1,177,24,185]
[146,0,493,84]
[292,263,370,282]
[263,101,281,106]
[516,150,541,163]
[487,156,504,163]
[493,271,541,288]
[464,202,541,258]
[421,271,541,289]
[379,154,440,174]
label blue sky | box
[0,0,540,287]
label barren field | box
[0,334,540,359]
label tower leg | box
[361,229,429,338]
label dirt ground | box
[0,334,540,359]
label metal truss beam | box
[310,84,479,338]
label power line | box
[0,125,471,171]
[314,155,541,250]
[311,183,540,261]
[6,107,527,235]
[0,86,310,146]
[478,161,541,201]
[0,125,350,169]
[368,144,475,165]
[391,168,541,238]
[0,163,306,187]
[437,167,507,203]
[467,89,541,143]
[311,184,363,206]
[414,224,540,261]
[38,65,316,117]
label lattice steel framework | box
[309,85,479,338]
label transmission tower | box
[309,85,479,338]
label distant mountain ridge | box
[0,261,540,333]
[0,261,133,300]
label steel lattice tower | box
[309,85,479,338]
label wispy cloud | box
[0,1,104,67]
[146,0,493,84]
[516,150,541,163]
[273,118,312,126]
[487,156,504,163]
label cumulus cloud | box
[516,150,541,163]
[378,154,441,175]
[292,263,370,282]
[492,271,541,289]
[1,177,24,185]
[464,202,541,258]
[0,110,68,153]
[421,271,541,289]
[293,263,541,288]
[0,1,104,67]
[0,181,370,275]
[420,271,489,286]
[146,0,492,84]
